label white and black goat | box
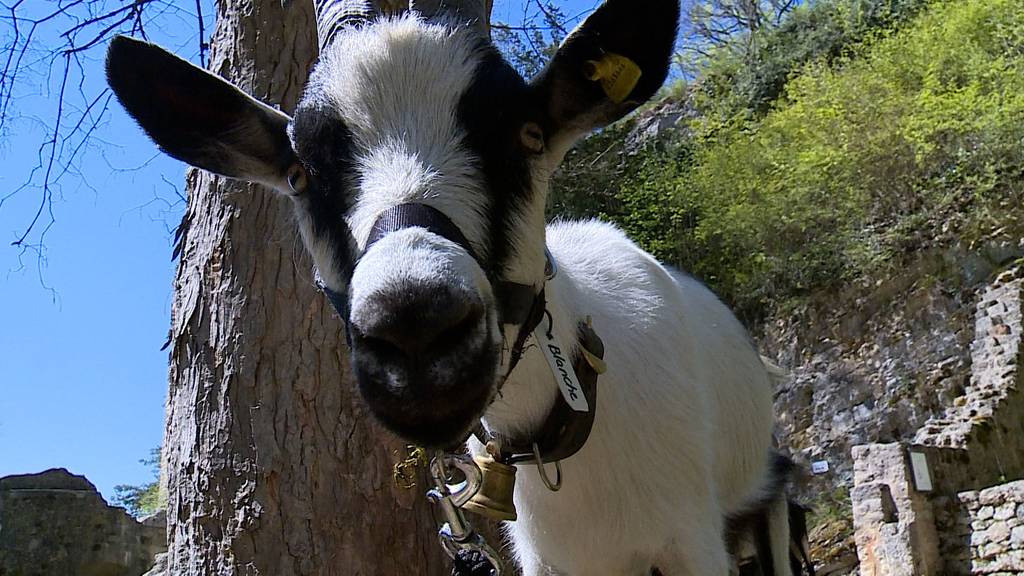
[106,1,806,574]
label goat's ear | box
[531,0,679,149]
[106,35,296,191]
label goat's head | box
[106,0,679,447]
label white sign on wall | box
[909,451,933,492]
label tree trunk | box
[163,1,448,573]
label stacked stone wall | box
[850,267,1024,575]
[850,444,940,576]
[914,268,1024,493]
[934,481,1024,575]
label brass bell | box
[461,455,518,521]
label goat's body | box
[476,220,783,575]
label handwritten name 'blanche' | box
[547,344,580,401]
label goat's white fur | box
[293,16,794,575]
[310,18,493,254]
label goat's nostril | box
[358,293,482,358]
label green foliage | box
[551,0,1024,320]
[695,0,932,116]
[548,117,696,265]
[689,0,1024,315]
[113,447,162,518]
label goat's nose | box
[356,286,483,357]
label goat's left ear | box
[531,0,679,149]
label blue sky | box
[0,1,211,503]
[0,0,612,505]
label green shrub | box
[113,447,163,517]
[685,0,1024,315]
[696,0,933,117]
[552,0,1024,320]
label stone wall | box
[850,444,940,576]
[765,243,1024,488]
[764,254,977,486]
[848,266,1024,575]
[934,481,1024,575]
[914,268,1024,493]
[0,469,165,576]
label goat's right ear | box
[531,0,679,152]
[106,35,297,191]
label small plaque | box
[811,460,829,475]
[909,451,932,492]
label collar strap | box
[367,203,478,260]
[482,320,606,465]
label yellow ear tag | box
[584,53,642,104]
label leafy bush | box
[551,0,1024,320]
[696,0,933,116]
[685,0,1024,315]
[113,447,162,517]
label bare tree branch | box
[0,0,207,256]
[0,0,601,264]
[491,1,596,77]
[675,0,798,78]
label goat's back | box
[548,220,776,512]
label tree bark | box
[163,1,448,573]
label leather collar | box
[479,319,605,465]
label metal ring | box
[533,443,562,492]
[286,163,308,195]
[544,247,558,281]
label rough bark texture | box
[164,1,448,573]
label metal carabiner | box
[544,246,558,281]
[426,451,505,575]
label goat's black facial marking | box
[457,44,538,276]
[290,104,360,289]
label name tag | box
[535,325,590,412]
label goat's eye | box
[519,122,545,154]
[286,163,309,195]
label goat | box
[105,0,797,574]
